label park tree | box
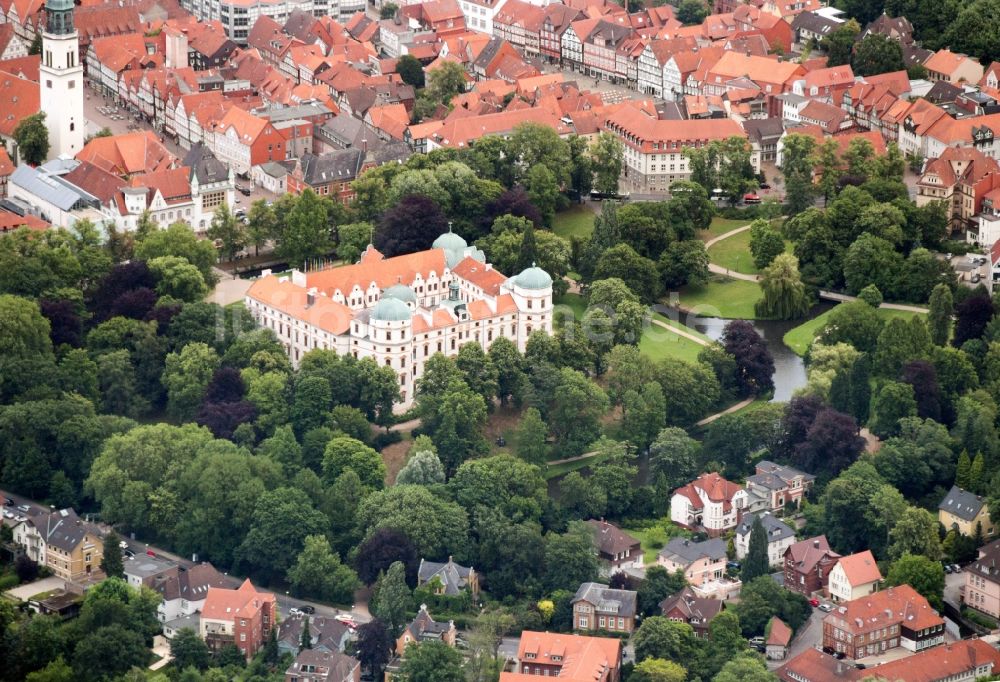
[649,427,700,490]
[676,0,709,24]
[396,640,465,682]
[357,485,469,557]
[756,253,811,320]
[355,528,419,586]
[207,202,246,263]
[793,407,865,480]
[287,534,360,603]
[13,112,49,165]
[713,653,776,682]
[513,407,548,465]
[162,342,220,421]
[100,530,125,579]
[780,134,817,215]
[590,132,624,195]
[928,283,953,346]
[135,222,217,284]
[148,256,208,302]
[276,189,332,268]
[885,553,945,610]
[818,301,884,353]
[658,239,711,289]
[371,561,412,637]
[547,368,609,455]
[852,34,904,76]
[322,436,386,490]
[742,515,771,582]
[870,381,918,439]
[544,522,599,592]
[396,449,445,485]
[245,199,278,256]
[451,454,547,523]
[822,18,861,66]
[630,658,687,682]
[170,628,211,671]
[396,54,425,88]
[237,487,328,581]
[843,233,903,296]
[72,625,150,682]
[749,219,784,269]
[632,616,701,664]
[887,507,943,561]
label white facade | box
[40,13,85,159]
[828,562,879,604]
[637,44,664,98]
[458,0,510,35]
[734,525,795,567]
[245,236,554,411]
[670,474,748,534]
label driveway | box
[945,568,966,607]
[771,607,823,670]
[4,576,66,601]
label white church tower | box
[39,0,84,159]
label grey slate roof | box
[939,485,987,522]
[747,460,815,490]
[571,582,637,618]
[659,585,723,622]
[735,512,795,542]
[405,605,453,640]
[742,118,785,144]
[658,537,727,565]
[298,149,365,186]
[26,508,90,552]
[790,11,841,37]
[418,557,474,596]
[277,614,351,654]
[320,115,370,148]
[285,649,360,682]
[182,142,230,185]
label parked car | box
[146,549,155,557]
[951,564,962,573]
[237,185,251,196]
[944,564,953,574]
[300,605,315,614]
[123,550,135,559]
[288,607,303,617]
[17,504,30,513]
[809,598,820,607]
[748,636,765,646]
[119,540,129,549]
[726,560,741,570]
[819,603,834,612]
[743,193,761,205]
[334,614,357,629]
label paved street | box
[771,607,823,670]
[945,568,966,607]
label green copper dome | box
[370,297,412,322]
[382,283,417,304]
[432,230,467,252]
[515,265,552,290]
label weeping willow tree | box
[755,253,812,320]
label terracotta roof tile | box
[835,550,882,587]
[246,276,353,335]
[0,69,39,137]
[76,130,177,177]
[507,632,621,682]
[766,616,792,647]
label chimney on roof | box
[813,540,819,548]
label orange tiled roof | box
[826,584,943,634]
[766,616,792,647]
[76,130,177,177]
[0,210,49,232]
[925,48,972,77]
[246,277,353,335]
[508,632,621,682]
[0,145,12,176]
[452,256,507,296]
[0,69,39,137]
[835,550,882,587]
[306,248,448,298]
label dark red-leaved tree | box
[195,401,257,440]
[145,302,182,337]
[39,298,82,347]
[793,407,864,479]
[953,293,994,348]
[721,320,775,397]
[900,360,943,423]
[356,619,393,679]
[779,394,824,458]
[109,287,158,321]
[375,194,449,257]
[478,186,544,236]
[203,367,246,404]
[91,261,156,319]
[354,527,419,586]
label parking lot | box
[951,253,991,287]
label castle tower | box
[39,0,84,159]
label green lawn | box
[553,205,596,240]
[639,314,712,364]
[783,304,926,356]
[545,449,615,479]
[621,521,693,563]
[554,293,587,321]
[699,217,749,241]
[674,277,763,319]
[707,229,793,276]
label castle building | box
[244,229,554,410]
[39,0,85,158]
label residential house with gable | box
[822,584,945,659]
[571,582,637,633]
[586,519,643,577]
[734,512,796,567]
[11,508,103,583]
[783,535,840,597]
[669,471,748,535]
[503,631,622,682]
[658,585,723,638]
[417,557,480,597]
[828,550,882,603]
[939,485,996,538]
[916,147,1000,233]
[964,539,1000,620]
[284,649,360,682]
[200,579,276,660]
[395,604,458,655]
[925,49,985,85]
[744,460,815,514]
[277,614,352,657]
[766,616,792,660]
[778,640,1000,682]
[657,537,727,587]
[212,105,289,174]
[540,3,580,63]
